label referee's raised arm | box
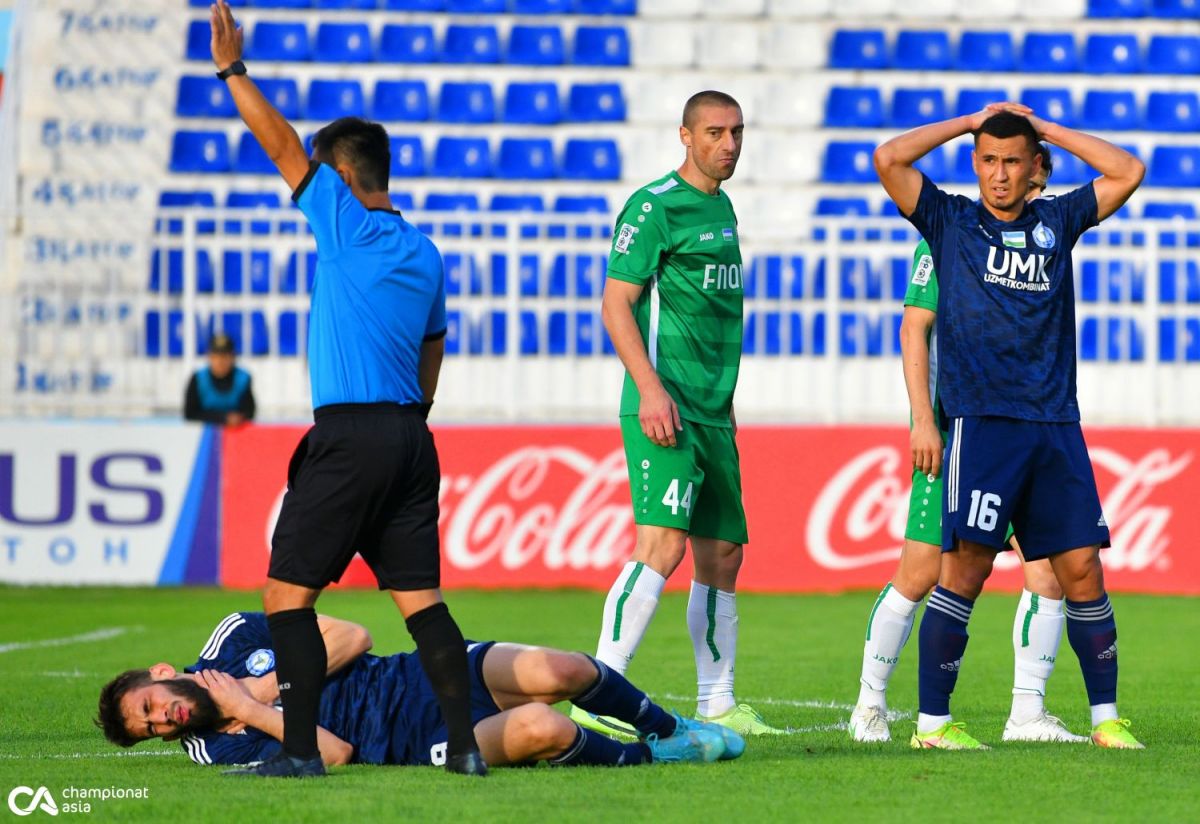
[209,0,309,190]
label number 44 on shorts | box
[967,490,1002,532]
[662,479,694,516]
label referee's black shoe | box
[224,752,326,778]
[445,750,488,776]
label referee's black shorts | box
[269,402,441,591]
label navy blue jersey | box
[906,174,1098,422]
[293,163,447,410]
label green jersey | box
[607,171,743,427]
[903,238,942,427]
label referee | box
[210,2,485,777]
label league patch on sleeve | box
[245,648,275,676]
[911,254,934,286]
[614,222,637,254]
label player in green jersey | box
[571,91,782,739]
[849,146,1088,747]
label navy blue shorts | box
[392,641,502,766]
[942,417,1110,561]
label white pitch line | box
[0,627,131,654]
[0,751,181,761]
[656,693,911,734]
[39,670,101,678]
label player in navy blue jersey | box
[95,612,743,769]
[208,0,484,776]
[874,103,1146,749]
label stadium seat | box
[256,78,302,119]
[1149,146,1200,186]
[573,26,631,66]
[824,86,885,128]
[956,31,1016,72]
[496,138,557,179]
[314,22,372,63]
[389,135,426,177]
[1145,92,1200,132]
[149,250,215,295]
[1158,259,1200,302]
[551,195,609,239]
[443,25,502,63]
[443,252,484,296]
[561,138,621,180]
[488,193,544,241]
[508,25,566,65]
[235,132,276,174]
[306,79,365,120]
[575,0,638,12]
[948,142,977,183]
[550,254,607,298]
[170,131,231,173]
[176,76,235,118]
[1158,317,1200,362]
[186,20,213,60]
[512,0,571,11]
[892,30,953,71]
[378,24,439,63]
[1080,89,1139,130]
[447,0,505,9]
[503,82,562,125]
[1145,35,1200,74]
[391,192,416,211]
[372,80,431,121]
[955,88,1007,117]
[314,0,374,6]
[839,312,885,357]
[567,83,626,122]
[221,250,274,295]
[158,190,216,235]
[891,88,947,127]
[250,21,312,61]
[1020,31,1078,72]
[224,191,282,236]
[1145,201,1198,221]
[1020,88,1075,126]
[384,0,446,10]
[1152,0,1200,17]
[1083,33,1141,73]
[828,29,888,69]
[437,82,496,123]
[432,137,492,177]
[822,141,877,183]
[252,0,311,6]
[914,145,947,182]
[1087,0,1148,16]
[814,197,870,241]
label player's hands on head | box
[910,419,943,478]
[967,102,1030,131]
[639,383,682,448]
[197,668,258,722]
[209,0,244,71]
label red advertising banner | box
[221,425,1200,594]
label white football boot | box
[849,704,892,742]
[1002,710,1088,743]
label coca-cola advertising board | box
[220,425,1200,594]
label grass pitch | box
[0,586,1195,822]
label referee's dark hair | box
[312,117,391,193]
[973,111,1040,157]
[682,90,742,129]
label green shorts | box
[904,443,1015,548]
[620,415,749,545]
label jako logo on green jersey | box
[702,263,742,290]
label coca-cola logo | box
[806,445,1192,573]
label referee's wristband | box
[216,60,247,81]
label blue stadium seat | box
[573,26,630,66]
[552,195,609,239]
[282,251,317,294]
[235,132,276,174]
[822,142,877,183]
[1080,90,1139,130]
[170,131,231,173]
[1145,91,1200,131]
[378,24,439,63]
[1145,35,1200,73]
[315,22,373,63]
[443,252,484,296]
[389,135,426,177]
[829,29,888,69]
[574,0,637,12]
[433,137,493,178]
[1083,33,1141,73]
[224,191,282,236]
[893,30,952,71]
[1020,32,1078,73]
[949,142,976,183]
[187,20,213,60]
[149,250,215,295]
[437,82,496,123]
[956,31,1016,72]
[550,254,607,298]
[1087,0,1148,16]
[1085,317,1146,361]
[814,197,870,242]
[561,139,621,180]
[443,25,502,63]
[250,21,311,61]
[1152,0,1200,18]
[158,190,216,235]
[1144,201,1198,220]
[222,250,274,295]
[839,312,886,356]
[914,146,947,182]
[314,0,376,8]
[1046,146,1086,185]
[384,0,446,9]
[177,76,235,118]
[503,82,562,125]
[1149,146,1200,187]
[497,138,557,179]
[447,0,505,9]
[417,193,481,236]
[391,192,416,211]
[824,87,884,128]
[488,193,544,241]
[373,80,430,121]
[955,88,1006,117]
[252,0,312,7]
[891,88,946,127]
[567,83,626,122]
[744,256,782,299]
[512,0,570,10]
[508,25,566,65]
[1158,317,1200,362]
[256,78,302,119]
[1020,88,1075,126]
[306,79,366,120]
[1159,259,1200,302]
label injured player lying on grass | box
[95,612,743,773]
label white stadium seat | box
[630,21,697,69]
[627,75,706,124]
[637,0,703,18]
[766,0,834,16]
[757,77,828,128]
[760,22,828,70]
[831,0,895,17]
[702,0,767,17]
[744,131,820,185]
[696,22,763,70]
[955,0,1020,18]
[1018,0,1087,17]
[903,0,956,14]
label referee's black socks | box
[266,607,327,761]
[406,602,481,760]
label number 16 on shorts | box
[967,490,1002,532]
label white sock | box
[1011,589,1063,723]
[687,581,738,718]
[1091,703,1119,727]
[858,583,920,711]
[595,561,665,675]
[917,712,952,734]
